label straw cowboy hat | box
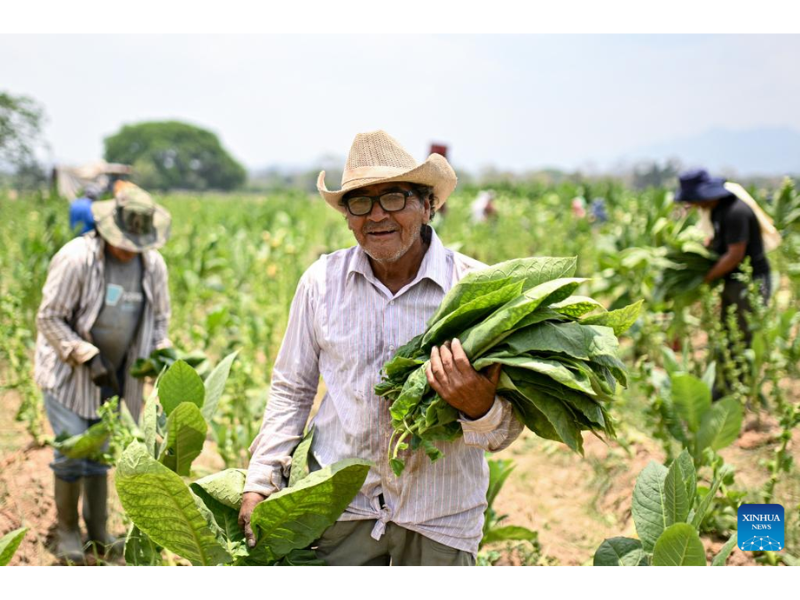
[91,184,171,252]
[317,130,458,213]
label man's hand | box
[239,491,267,548]
[426,338,502,420]
[88,354,120,395]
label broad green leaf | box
[475,355,596,396]
[486,459,515,508]
[426,277,518,327]
[124,525,162,566]
[142,389,158,458]
[664,459,690,525]
[652,523,707,566]
[461,278,587,359]
[158,360,205,416]
[631,461,669,553]
[676,450,697,509]
[389,365,430,423]
[0,527,28,566]
[52,422,109,460]
[549,295,606,319]
[502,322,621,365]
[481,525,538,545]
[250,458,371,560]
[429,256,577,325]
[115,443,231,565]
[583,300,643,336]
[201,350,239,422]
[690,465,731,529]
[514,380,584,454]
[191,487,245,550]
[712,532,738,566]
[276,548,325,566]
[593,537,648,566]
[191,468,247,510]
[421,280,524,350]
[289,427,315,487]
[159,402,207,476]
[671,373,711,433]
[695,397,743,455]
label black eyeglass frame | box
[342,189,418,216]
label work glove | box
[88,354,120,396]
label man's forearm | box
[704,251,743,283]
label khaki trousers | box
[314,519,475,566]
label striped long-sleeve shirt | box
[34,231,171,421]
[245,229,524,556]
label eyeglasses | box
[343,190,416,216]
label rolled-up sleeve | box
[244,271,321,496]
[36,243,99,366]
[459,395,524,452]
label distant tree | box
[0,91,47,190]
[632,158,682,190]
[104,121,246,191]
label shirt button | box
[389,344,395,351]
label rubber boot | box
[82,474,122,560]
[54,475,86,565]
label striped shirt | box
[34,231,171,421]
[245,228,524,556]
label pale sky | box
[2,34,799,173]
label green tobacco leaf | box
[690,465,731,529]
[701,361,717,391]
[676,450,697,510]
[670,373,711,434]
[696,397,743,456]
[191,468,247,510]
[422,280,524,350]
[0,527,28,566]
[652,523,707,566]
[426,277,517,328]
[514,380,584,454]
[581,300,643,336]
[481,525,538,546]
[632,461,669,553]
[711,532,738,566]
[486,459,515,508]
[502,322,620,365]
[461,277,587,359]
[550,295,606,319]
[289,427,315,487]
[389,365,430,423]
[192,488,244,549]
[159,402,207,476]
[52,421,109,460]
[142,389,159,458]
[429,256,577,326]
[158,360,205,416]
[475,355,595,396]
[250,458,371,560]
[124,525,162,566]
[115,442,231,565]
[593,537,648,566]
[664,458,690,526]
[277,548,325,566]
[201,350,239,422]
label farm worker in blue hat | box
[239,131,522,565]
[34,184,172,564]
[675,168,780,397]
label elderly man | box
[35,185,172,564]
[240,131,523,566]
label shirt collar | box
[347,227,450,294]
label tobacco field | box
[1,178,799,566]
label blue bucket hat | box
[675,168,731,203]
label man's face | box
[344,182,431,263]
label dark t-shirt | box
[711,195,770,278]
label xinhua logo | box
[738,504,784,552]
